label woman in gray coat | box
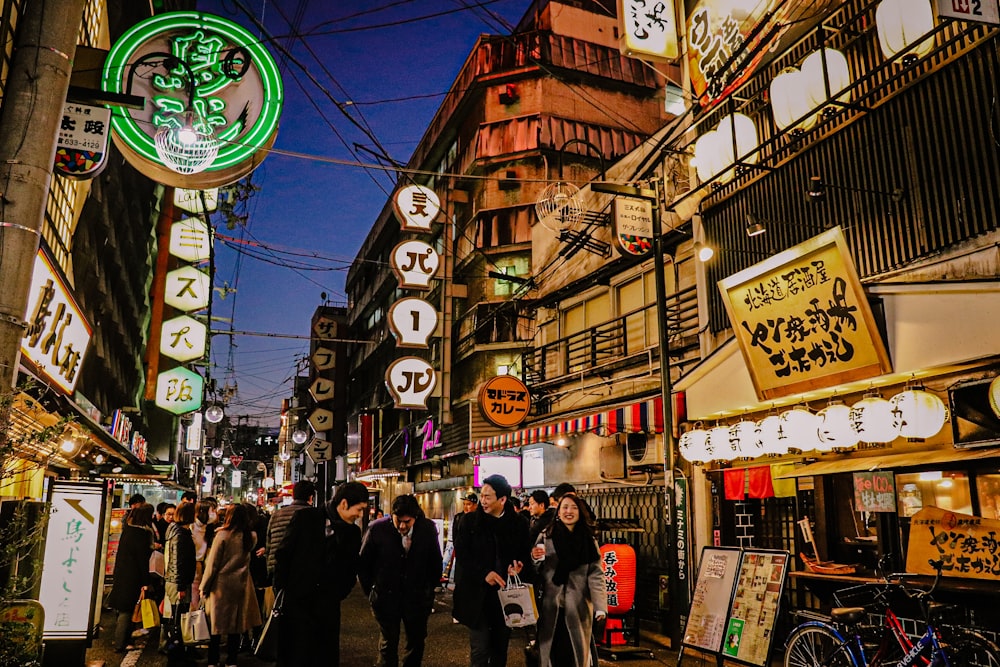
[531,493,607,667]
[200,503,263,666]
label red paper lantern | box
[599,543,636,614]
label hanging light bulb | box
[816,402,860,451]
[279,450,291,462]
[291,429,309,445]
[211,446,224,459]
[851,393,901,444]
[205,405,225,424]
[154,108,220,175]
[889,387,947,439]
[214,464,225,474]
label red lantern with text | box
[600,543,636,614]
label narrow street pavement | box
[86,586,679,666]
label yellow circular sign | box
[478,375,531,428]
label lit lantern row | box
[678,387,948,465]
[692,0,936,182]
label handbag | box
[140,595,161,628]
[498,574,538,628]
[180,605,210,645]
[254,589,283,657]
[149,550,165,577]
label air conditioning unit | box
[624,433,665,468]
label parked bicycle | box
[784,558,1000,667]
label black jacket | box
[358,516,442,616]
[275,502,363,604]
[165,523,195,589]
[453,507,531,629]
[265,499,311,580]
[107,524,153,612]
[528,507,555,544]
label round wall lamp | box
[291,429,309,445]
[205,405,225,423]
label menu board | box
[853,471,896,513]
[682,547,742,652]
[721,550,789,667]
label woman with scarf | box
[107,502,157,652]
[531,492,607,667]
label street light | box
[591,179,684,646]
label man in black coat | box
[358,494,443,667]
[453,474,532,667]
[274,481,368,666]
[527,489,554,544]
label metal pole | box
[0,0,87,389]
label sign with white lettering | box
[159,314,207,362]
[478,375,531,428]
[174,187,219,214]
[55,103,111,179]
[164,265,211,312]
[155,367,204,415]
[385,356,437,409]
[935,0,999,24]
[388,297,438,348]
[853,471,896,513]
[392,184,441,231]
[612,196,654,256]
[618,0,679,61]
[38,481,105,639]
[169,218,212,263]
[390,240,440,290]
[717,227,891,400]
[22,250,92,394]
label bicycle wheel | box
[785,624,859,667]
[942,630,1000,667]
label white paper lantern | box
[816,403,859,451]
[890,389,947,439]
[850,395,901,443]
[876,0,935,64]
[730,420,760,458]
[710,425,736,461]
[716,113,759,183]
[770,67,818,132]
[801,48,852,110]
[680,428,711,463]
[780,407,821,452]
[693,130,722,182]
[755,415,786,455]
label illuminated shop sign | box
[55,103,111,179]
[21,251,92,394]
[101,11,283,188]
[478,375,531,428]
[717,227,891,401]
[618,0,679,61]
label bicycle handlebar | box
[884,559,944,599]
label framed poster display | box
[682,546,742,653]
[720,550,790,667]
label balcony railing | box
[524,285,699,386]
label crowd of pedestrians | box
[105,474,606,667]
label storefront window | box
[895,471,972,517]
[975,472,1000,520]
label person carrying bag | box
[498,573,538,628]
[180,602,211,646]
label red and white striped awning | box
[470,396,664,455]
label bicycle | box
[783,559,1000,667]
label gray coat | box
[533,534,608,667]
[201,528,263,636]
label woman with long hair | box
[107,502,156,652]
[190,498,218,608]
[531,492,607,667]
[201,503,262,667]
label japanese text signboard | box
[721,550,789,667]
[618,0,679,61]
[21,250,92,394]
[906,507,1000,580]
[612,196,654,256]
[718,227,891,401]
[55,103,111,179]
[682,547,741,653]
[854,471,896,513]
[935,0,1000,25]
[478,375,531,428]
[38,481,106,639]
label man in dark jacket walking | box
[453,474,532,667]
[358,494,443,667]
[274,481,369,666]
[527,489,554,544]
[265,479,315,581]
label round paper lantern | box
[850,395,901,443]
[716,113,759,182]
[876,0,935,64]
[730,420,760,458]
[693,130,722,182]
[599,542,636,614]
[801,48,852,109]
[710,425,736,461]
[755,415,786,455]
[779,407,821,452]
[816,402,860,451]
[680,428,710,464]
[889,388,947,439]
[770,67,817,132]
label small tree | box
[0,385,63,667]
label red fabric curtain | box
[748,466,775,499]
[724,468,746,500]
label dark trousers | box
[374,606,430,667]
[277,595,343,666]
[469,623,512,667]
[207,632,240,665]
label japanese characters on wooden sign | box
[21,250,92,394]
[478,375,531,428]
[717,227,891,401]
[618,0,679,61]
[906,507,1000,581]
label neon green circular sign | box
[102,11,283,188]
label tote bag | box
[498,574,538,628]
[180,605,210,645]
[140,595,161,628]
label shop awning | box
[775,446,1000,478]
[470,396,663,455]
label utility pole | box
[0,0,86,389]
